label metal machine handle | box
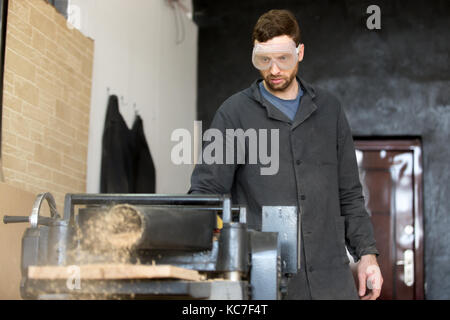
[2,193,60,228]
[3,216,30,224]
[396,249,414,286]
[3,215,54,226]
[29,193,60,228]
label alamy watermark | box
[66,265,81,291]
[171,121,280,176]
[366,5,381,30]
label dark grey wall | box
[194,0,450,299]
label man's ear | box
[298,44,305,62]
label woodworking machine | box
[3,193,300,300]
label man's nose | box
[270,62,281,75]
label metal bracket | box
[261,206,299,275]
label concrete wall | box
[194,0,450,299]
[71,0,198,194]
[1,0,94,209]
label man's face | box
[255,35,304,92]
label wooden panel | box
[28,264,204,282]
[0,182,37,299]
[354,139,424,300]
[364,170,392,213]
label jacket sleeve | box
[337,103,379,262]
[188,105,238,195]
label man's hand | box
[357,254,383,300]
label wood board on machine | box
[28,264,204,281]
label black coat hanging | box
[131,115,156,193]
[100,94,156,193]
[100,95,134,193]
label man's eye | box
[261,57,270,62]
[279,56,287,60]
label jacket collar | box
[249,76,318,129]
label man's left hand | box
[357,254,383,300]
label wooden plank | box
[28,264,203,281]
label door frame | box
[354,138,424,299]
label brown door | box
[349,139,424,300]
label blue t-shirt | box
[259,80,303,121]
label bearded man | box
[189,9,383,300]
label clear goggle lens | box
[252,42,300,71]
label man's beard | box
[262,65,298,92]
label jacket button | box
[296,160,302,165]
[300,195,306,200]
[308,266,314,272]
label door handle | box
[396,249,414,286]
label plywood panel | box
[28,264,204,281]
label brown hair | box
[252,9,301,45]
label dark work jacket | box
[101,95,134,193]
[101,95,156,193]
[131,115,156,193]
[189,77,379,300]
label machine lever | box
[3,216,29,224]
[3,215,54,226]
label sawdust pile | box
[29,205,148,299]
[73,204,144,264]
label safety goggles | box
[252,41,301,71]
